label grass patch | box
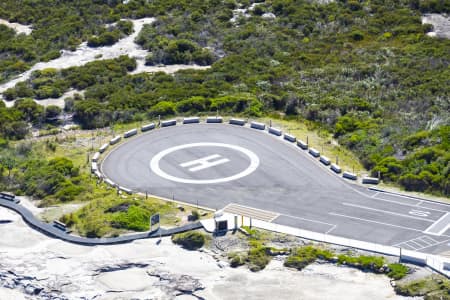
[61,182,180,237]
[284,246,333,270]
[394,275,450,299]
[387,263,409,280]
[172,231,207,250]
[257,116,365,174]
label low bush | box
[387,263,409,280]
[284,246,333,270]
[172,231,206,250]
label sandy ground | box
[0,206,416,300]
[422,13,450,39]
[0,17,210,108]
[0,18,32,35]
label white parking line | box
[403,241,419,250]
[371,192,380,198]
[329,212,424,232]
[395,236,450,251]
[342,202,436,222]
[371,196,448,213]
[408,239,425,248]
[280,213,337,229]
[416,237,433,246]
[424,212,450,236]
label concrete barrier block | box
[206,116,223,123]
[320,156,331,166]
[330,164,341,174]
[99,143,109,153]
[444,262,450,271]
[104,178,116,187]
[110,135,121,145]
[124,128,138,138]
[161,119,177,127]
[91,162,98,173]
[268,127,282,136]
[119,186,132,194]
[297,140,308,150]
[0,192,15,202]
[308,148,320,157]
[284,133,296,142]
[183,117,200,124]
[401,254,427,266]
[343,171,357,180]
[362,177,379,184]
[229,118,246,126]
[92,152,100,162]
[141,123,155,132]
[250,121,265,130]
[94,170,102,179]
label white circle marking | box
[150,142,259,184]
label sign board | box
[150,213,160,232]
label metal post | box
[269,120,272,127]
[336,156,339,165]
[306,136,309,145]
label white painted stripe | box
[408,239,425,248]
[416,237,433,246]
[342,202,435,222]
[368,196,447,213]
[280,213,336,227]
[424,212,450,236]
[189,158,230,172]
[329,212,425,233]
[180,154,221,167]
[404,241,420,250]
[415,239,450,251]
[326,225,337,234]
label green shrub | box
[228,252,247,268]
[172,231,206,250]
[387,263,409,280]
[247,241,271,272]
[284,246,333,270]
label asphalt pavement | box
[101,123,450,255]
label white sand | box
[0,19,32,35]
[0,207,414,300]
[422,14,450,39]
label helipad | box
[101,123,450,255]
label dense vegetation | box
[229,228,409,278]
[1,0,449,196]
[0,140,87,203]
[395,275,450,299]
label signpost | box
[150,213,160,233]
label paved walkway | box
[0,198,202,245]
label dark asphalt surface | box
[101,123,450,255]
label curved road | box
[0,198,201,245]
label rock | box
[390,280,396,287]
[24,284,43,295]
[147,269,204,294]
[217,261,229,269]
[177,205,185,211]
